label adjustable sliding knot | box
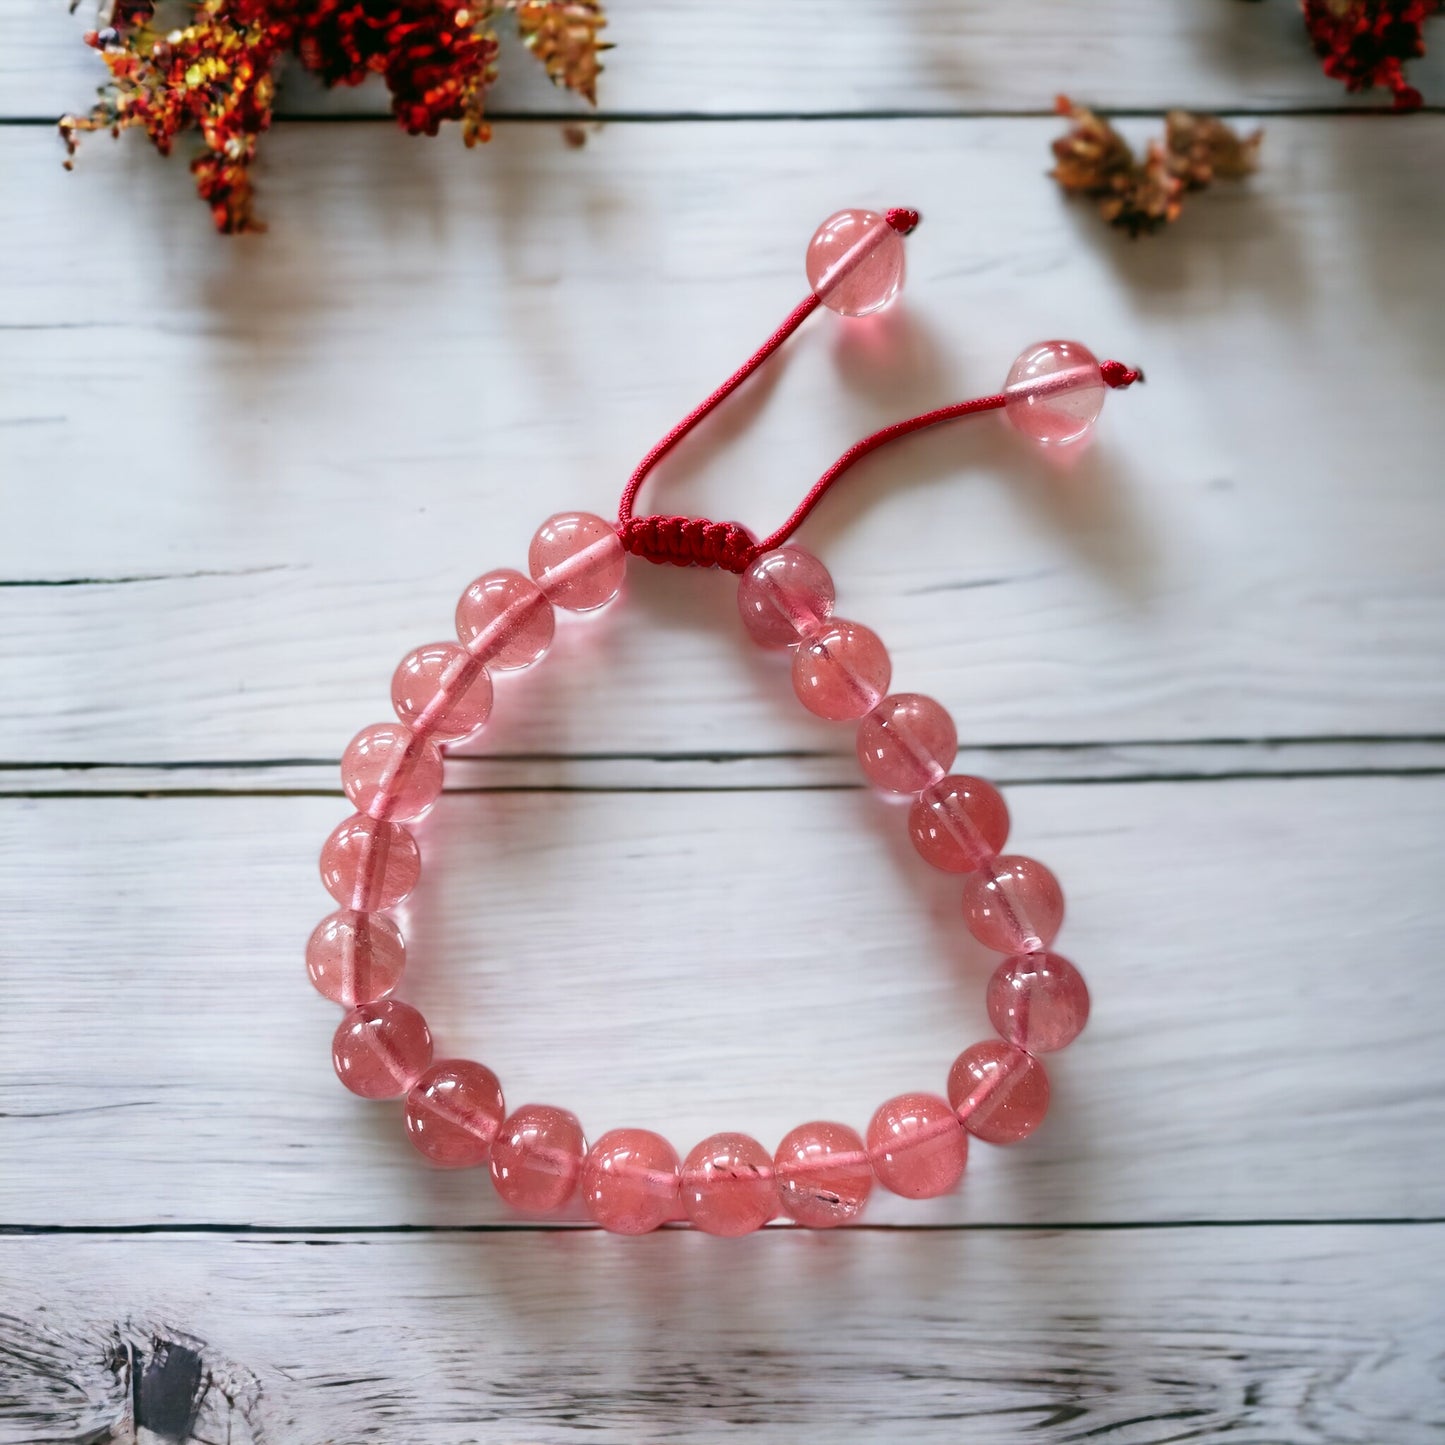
[885,207,921,235]
[619,514,759,573]
[1101,359,1144,389]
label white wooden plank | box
[2,776,1441,1228]
[3,734,1442,796]
[2,1226,1441,1443]
[10,0,1445,117]
[3,118,1444,761]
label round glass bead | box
[305,909,405,1006]
[404,1060,506,1168]
[962,854,1065,955]
[1004,340,1106,448]
[340,723,444,822]
[319,814,421,911]
[529,512,626,612]
[866,1091,969,1199]
[736,546,836,649]
[490,1103,587,1213]
[332,999,433,1099]
[987,952,1090,1053]
[456,568,556,670]
[774,1120,873,1228]
[908,774,1010,873]
[947,1041,1050,1145]
[391,642,493,742]
[856,693,958,794]
[805,208,905,317]
[581,1128,681,1235]
[680,1132,778,1237]
[792,620,891,721]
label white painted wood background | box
[2,2,1444,1441]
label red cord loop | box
[617,206,1143,571]
[619,514,758,573]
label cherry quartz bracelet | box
[307,206,1142,1236]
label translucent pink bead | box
[680,1132,778,1237]
[987,952,1090,1053]
[792,620,891,721]
[947,1041,1050,1145]
[331,999,433,1099]
[909,775,1010,873]
[319,813,422,911]
[806,208,905,317]
[774,1120,873,1228]
[581,1128,681,1235]
[404,1060,506,1168]
[340,723,444,822]
[455,568,556,670]
[529,512,626,612]
[736,546,835,649]
[490,1103,586,1213]
[962,854,1065,954]
[856,693,958,793]
[391,642,493,742]
[1004,340,1106,448]
[866,1091,969,1199]
[305,909,405,1006]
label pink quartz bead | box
[987,952,1090,1054]
[331,999,433,1099]
[792,620,892,721]
[391,642,493,742]
[736,546,836,649]
[404,1060,506,1168]
[489,1103,587,1213]
[340,722,444,823]
[1004,340,1107,448]
[774,1120,873,1228]
[305,909,406,1006]
[866,1091,969,1199]
[947,1041,1050,1145]
[805,208,905,317]
[680,1132,778,1237]
[908,774,1010,874]
[455,568,556,670]
[529,512,626,612]
[856,693,958,794]
[581,1128,681,1235]
[319,813,422,911]
[962,854,1065,955]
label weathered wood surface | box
[12,0,1445,119]
[3,1227,1443,1444]
[4,2,1445,1439]
[4,118,1445,762]
[2,776,1442,1230]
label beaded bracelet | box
[307,206,1142,1235]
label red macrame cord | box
[617,207,1142,574]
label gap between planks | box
[1,735,1441,796]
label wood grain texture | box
[5,7,1445,1438]
[3,777,1442,1229]
[4,118,1445,762]
[3,1227,1443,1444]
[9,0,1445,117]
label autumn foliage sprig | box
[1301,0,1440,110]
[61,0,609,233]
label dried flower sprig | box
[1050,97,1263,237]
[1302,0,1440,110]
[61,0,609,233]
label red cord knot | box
[1101,359,1145,389]
[885,207,921,235]
[619,514,759,573]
